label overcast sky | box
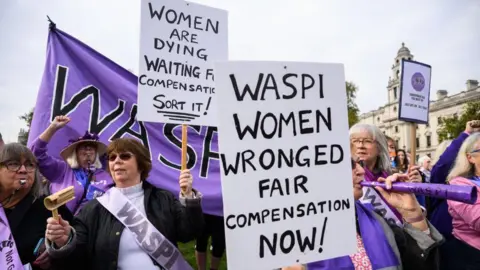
[0,0,478,143]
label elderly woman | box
[0,143,72,270]
[349,123,422,227]
[44,138,204,270]
[285,156,443,270]
[439,132,480,269]
[31,115,114,215]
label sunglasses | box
[351,159,365,170]
[108,153,133,162]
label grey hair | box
[66,151,102,169]
[418,155,431,166]
[349,123,392,174]
[447,132,480,182]
[0,143,44,199]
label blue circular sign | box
[411,72,425,91]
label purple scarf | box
[307,202,399,269]
[363,168,403,222]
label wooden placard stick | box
[181,124,188,194]
[409,122,417,170]
[44,186,75,220]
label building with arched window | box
[358,43,480,161]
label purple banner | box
[27,27,222,216]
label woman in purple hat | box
[30,115,114,215]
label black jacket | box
[51,181,204,270]
[6,194,72,269]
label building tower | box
[387,42,414,105]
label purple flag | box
[28,26,223,216]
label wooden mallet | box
[44,186,75,220]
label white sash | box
[0,207,23,270]
[97,188,193,270]
[360,187,403,227]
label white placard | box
[137,0,228,126]
[215,61,357,270]
[398,60,432,124]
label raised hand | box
[45,215,71,247]
[179,169,193,197]
[50,115,71,130]
[466,120,480,134]
[375,173,421,216]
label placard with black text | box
[215,61,357,270]
[137,0,228,126]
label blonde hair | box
[432,140,452,165]
[66,151,102,169]
[349,123,392,174]
[447,133,480,182]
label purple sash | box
[0,207,23,270]
[360,169,403,227]
[307,202,399,270]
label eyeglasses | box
[470,149,480,154]
[351,138,375,146]
[108,153,133,162]
[0,161,36,172]
[351,159,365,169]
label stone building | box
[358,43,480,161]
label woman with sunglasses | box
[439,132,480,269]
[0,143,73,270]
[284,157,443,270]
[43,138,204,270]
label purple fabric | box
[27,27,223,216]
[31,138,113,214]
[0,207,23,269]
[307,202,399,269]
[429,132,469,237]
[363,168,403,221]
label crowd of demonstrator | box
[1,118,480,270]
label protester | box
[195,214,226,270]
[418,156,432,183]
[441,132,480,269]
[44,138,205,270]
[31,115,114,215]
[428,121,480,238]
[0,143,72,270]
[349,123,422,226]
[286,156,443,269]
[395,149,409,173]
[385,136,398,171]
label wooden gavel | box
[44,186,75,220]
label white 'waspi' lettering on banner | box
[137,0,228,126]
[215,61,357,270]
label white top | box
[116,183,159,270]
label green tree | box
[437,101,480,142]
[18,108,34,145]
[346,81,360,127]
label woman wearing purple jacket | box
[30,115,114,215]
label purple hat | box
[59,131,107,160]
